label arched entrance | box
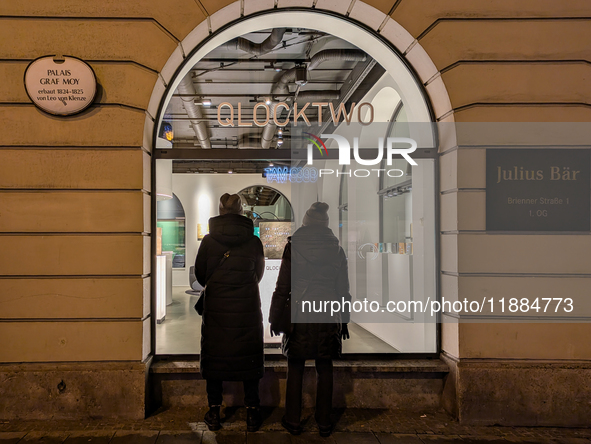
[150,8,446,356]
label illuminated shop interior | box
[155,22,436,355]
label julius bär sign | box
[24,55,97,116]
[486,149,591,231]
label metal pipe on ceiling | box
[179,28,286,147]
[225,28,287,55]
[260,48,367,149]
[181,27,367,150]
[177,76,211,149]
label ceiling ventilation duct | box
[177,75,211,149]
[225,28,287,55]
[260,49,367,149]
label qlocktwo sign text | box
[486,149,591,231]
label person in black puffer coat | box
[269,202,351,437]
[195,193,265,432]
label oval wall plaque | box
[24,55,97,116]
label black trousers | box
[206,379,260,407]
[285,357,333,426]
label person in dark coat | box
[195,193,265,432]
[269,202,351,437]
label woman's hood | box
[208,213,255,246]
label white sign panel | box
[24,55,97,116]
[260,259,282,344]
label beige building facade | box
[1,0,590,426]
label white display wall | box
[287,73,437,353]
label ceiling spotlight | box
[277,129,283,136]
[264,63,283,72]
[228,169,233,174]
[294,67,308,86]
[195,99,212,107]
[269,162,274,167]
[277,139,284,146]
[265,97,272,105]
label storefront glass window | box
[154,15,436,355]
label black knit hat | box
[302,202,329,226]
[219,193,243,215]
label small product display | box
[260,221,292,259]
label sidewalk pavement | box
[1,407,590,443]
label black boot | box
[315,414,334,437]
[204,405,221,431]
[246,406,263,432]
[318,422,334,438]
[281,416,302,435]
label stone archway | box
[143,0,456,348]
[144,0,457,408]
